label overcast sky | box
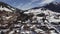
[0,0,60,10]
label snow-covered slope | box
[0,2,60,34]
[0,6,12,12]
[0,2,23,13]
[24,7,60,23]
[23,3,60,34]
[0,2,15,12]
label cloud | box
[24,0,39,6]
[26,0,40,5]
[19,0,40,10]
[42,0,55,4]
[17,0,56,10]
[39,0,56,6]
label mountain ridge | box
[25,2,60,13]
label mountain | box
[43,2,60,13]
[0,2,24,13]
[0,2,26,24]
[0,2,25,28]
[0,2,60,34]
[24,2,60,15]
[24,2,60,23]
[23,2,60,34]
[25,2,60,12]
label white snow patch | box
[0,6,12,12]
